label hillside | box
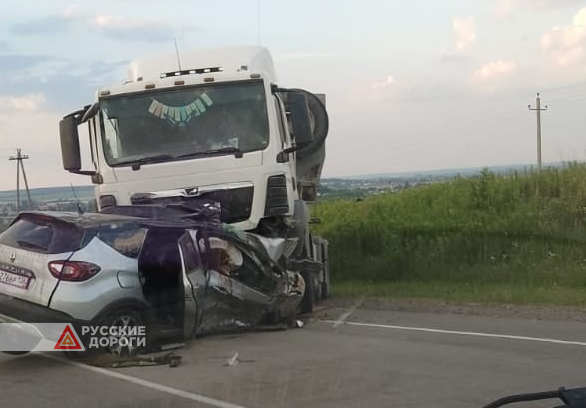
[312,163,586,306]
[0,185,95,203]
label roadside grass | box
[332,280,586,307]
[313,163,586,307]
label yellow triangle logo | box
[60,333,75,347]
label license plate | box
[0,270,31,289]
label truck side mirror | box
[59,115,82,172]
[288,92,313,146]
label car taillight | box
[48,261,101,282]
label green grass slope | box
[313,163,586,306]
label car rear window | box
[98,227,147,258]
[0,214,84,254]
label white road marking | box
[42,354,249,408]
[332,297,364,328]
[321,320,586,347]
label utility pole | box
[8,149,32,212]
[528,93,548,171]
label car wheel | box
[299,271,315,314]
[101,308,146,358]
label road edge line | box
[320,319,586,347]
[41,353,249,408]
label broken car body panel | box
[0,206,305,352]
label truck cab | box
[59,46,330,312]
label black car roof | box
[16,209,230,233]
[16,211,145,229]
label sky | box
[0,0,586,190]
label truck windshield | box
[99,80,269,166]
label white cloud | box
[440,16,476,60]
[91,14,179,41]
[371,75,395,90]
[62,4,85,18]
[471,60,518,84]
[494,0,515,20]
[0,93,45,110]
[11,6,189,42]
[541,7,586,66]
[454,17,476,53]
[348,74,396,103]
[93,15,152,30]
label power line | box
[8,148,32,212]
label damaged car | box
[0,206,305,356]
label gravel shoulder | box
[316,296,586,322]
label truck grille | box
[131,186,254,224]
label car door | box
[196,232,277,332]
[177,231,207,340]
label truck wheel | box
[299,271,314,314]
[315,278,323,303]
[321,260,331,300]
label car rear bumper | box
[0,292,84,325]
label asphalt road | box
[1,304,585,408]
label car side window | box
[98,228,147,258]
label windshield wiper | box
[176,147,243,159]
[112,154,176,170]
[114,147,243,169]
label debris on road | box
[111,352,182,368]
[222,351,255,367]
[224,352,239,366]
[75,351,182,368]
[333,297,364,329]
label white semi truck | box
[59,46,330,312]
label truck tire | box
[321,258,331,300]
[299,271,315,314]
[315,277,323,302]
